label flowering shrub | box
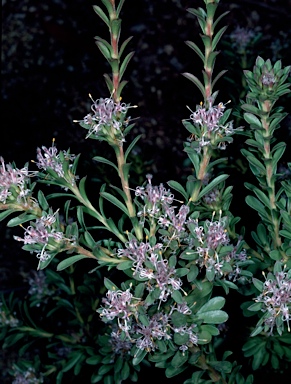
[1,0,291,383]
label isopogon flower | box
[14,210,75,264]
[0,157,34,205]
[230,26,256,53]
[36,143,76,185]
[76,95,133,142]
[255,269,291,334]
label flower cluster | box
[187,98,242,152]
[0,157,33,205]
[77,96,130,141]
[0,301,19,328]
[229,26,256,54]
[36,144,76,185]
[134,174,190,241]
[109,330,133,356]
[255,269,291,334]
[12,367,43,384]
[99,289,140,332]
[98,288,198,354]
[187,217,248,281]
[27,270,54,305]
[118,239,183,302]
[14,210,75,263]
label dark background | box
[1,0,291,382]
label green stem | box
[70,185,127,243]
[190,146,212,202]
[260,100,282,250]
[189,346,227,383]
[114,145,143,240]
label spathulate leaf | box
[244,113,262,128]
[197,174,229,200]
[196,309,228,324]
[7,214,38,227]
[197,296,226,313]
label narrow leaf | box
[120,51,135,81]
[167,180,188,201]
[93,5,109,27]
[57,255,91,271]
[185,40,204,62]
[124,135,142,161]
[182,72,205,99]
[100,192,129,216]
[93,156,119,173]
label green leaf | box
[120,51,135,81]
[116,260,133,270]
[182,72,205,99]
[120,361,130,381]
[197,296,225,313]
[279,229,291,239]
[93,156,119,173]
[185,40,204,62]
[252,346,265,370]
[38,190,49,210]
[86,356,102,365]
[252,278,264,292]
[246,195,268,218]
[100,192,129,216]
[0,209,16,222]
[171,290,185,304]
[167,180,188,201]
[104,277,119,291]
[95,41,111,61]
[103,73,114,94]
[247,302,263,312]
[196,309,228,324]
[197,174,229,200]
[132,349,147,366]
[198,329,212,344]
[171,311,188,328]
[171,350,189,368]
[7,213,38,227]
[244,113,262,128]
[212,70,228,89]
[208,360,232,373]
[93,5,109,27]
[119,36,133,58]
[212,26,228,50]
[62,353,83,373]
[124,135,142,161]
[57,255,91,271]
[241,103,263,116]
[201,324,219,336]
[165,364,187,378]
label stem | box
[260,100,282,249]
[114,145,143,240]
[189,346,227,383]
[203,1,217,101]
[190,146,212,202]
[70,184,127,243]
